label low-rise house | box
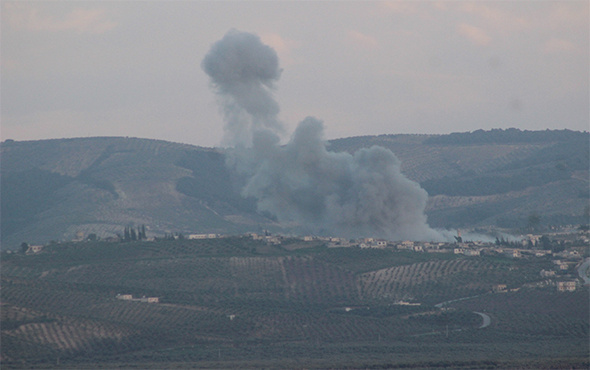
[265,236,281,245]
[375,240,388,248]
[464,249,481,256]
[361,240,388,249]
[557,281,577,292]
[26,245,44,254]
[504,249,521,258]
[394,300,421,306]
[250,233,264,241]
[540,269,556,277]
[534,250,551,257]
[397,241,414,250]
[189,233,217,240]
[426,248,451,253]
[553,260,570,270]
[139,297,160,303]
[492,284,507,293]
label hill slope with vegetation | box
[329,129,589,229]
[1,129,588,248]
[0,137,274,249]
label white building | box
[557,281,577,292]
[188,233,217,240]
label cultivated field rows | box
[2,241,588,367]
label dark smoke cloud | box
[203,29,444,241]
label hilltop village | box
[18,226,589,294]
[231,230,587,292]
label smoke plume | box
[201,29,284,147]
[202,29,443,241]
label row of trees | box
[121,225,147,242]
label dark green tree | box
[539,235,552,249]
[527,213,541,231]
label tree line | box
[121,225,147,242]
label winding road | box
[435,294,492,329]
[434,294,484,308]
[473,311,491,328]
[577,257,590,285]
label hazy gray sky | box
[2,1,588,147]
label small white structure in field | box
[189,234,217,240]
[26,245,44,254]
[464,249,481,256]
[116,294,159,303]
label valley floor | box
[1,238,588,368]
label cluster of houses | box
[250,232,587,293]
[15,227,588,294]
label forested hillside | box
[1,129,588,249]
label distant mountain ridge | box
[1,129,588,249]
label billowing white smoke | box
[202,29,443,241]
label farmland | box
[1,238,588,369]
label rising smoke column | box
[202,29,443,241]
[201,29,284,147]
